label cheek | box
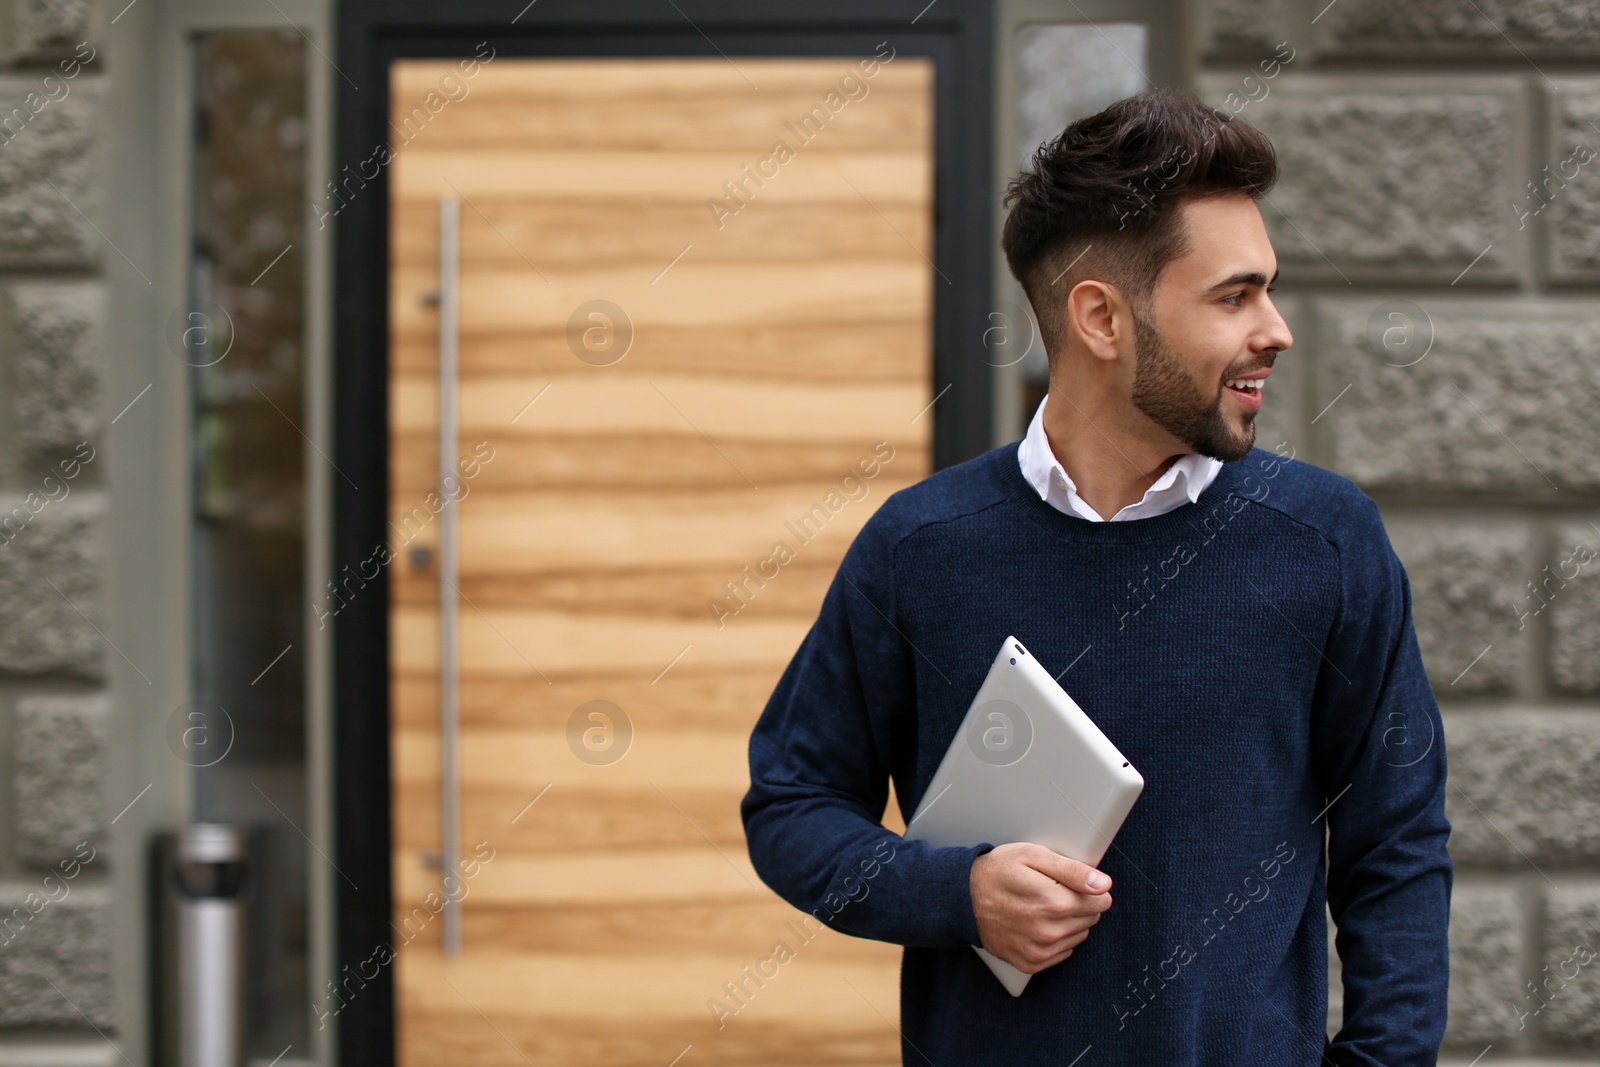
[1183,343,1236,391]
[1162,309,1233,380]
[1145,299,1237,391]
[1206,334,1253,384]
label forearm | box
[739,503,988,948]
[1325,835,1452,1064]
[1322,684,1452,1060]
[742,782,990,948]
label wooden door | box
[387,56,934,1065]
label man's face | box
[1127,193,1293,461]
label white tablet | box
[902,634,1145,996]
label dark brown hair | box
[1001,88,1279,367]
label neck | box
[1042,380,1192,520]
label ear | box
[1066,279,1132,364]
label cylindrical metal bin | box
[169,823,250,1067]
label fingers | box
[1023,844,1112,895]
[1005,910,1104,974]
[972,844,1118,977]
[1012,937,1084,974]
[1062,887,1114,916]
[1014,949,1069,975]
[1031,879,1113,923]
[1041,919,1096,953]
[1031,910,1100,954]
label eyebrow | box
[1203,267,1280,294]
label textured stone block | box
[1386,521,1525,695]
[1197,77,1523,282]
[1317,0,1600,56]
[5,0,93,56]
[13,695,107,866]
[0,1042,116,1066]
[1540,885,1600,1044]
[1545,81,1600,280]
[1317,301,1600,493]
[0,881,112,1028]
[1547,521,1600,695]
[0,494,103,679]
[1444,710,1600,866]
[1443,881,1525,1046]
[11,282,101,455]
[1201,0,1291,56]
[0,74,103,265]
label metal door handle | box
[438,195,462,955]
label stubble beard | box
[1128,308,1256,462]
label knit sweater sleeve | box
[740,502,993,948]
[1312,491,1454,1065]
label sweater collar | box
[989,438,1259,544]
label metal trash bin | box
[159,823,250,1067]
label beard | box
[1128,308,1256,462]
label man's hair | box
[1001,88,1279,370]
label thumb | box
[1034,850,1111,894]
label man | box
[741,88,1452,1065]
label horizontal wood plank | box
[391,56,930,153]
[392,200,934,272]
[391,149,929,202]
[391,55,928,98]
[390,319,928,381]
[388,260,932,336]
[388,899,889,959]
[387,562,841,619]
[391,668,786,732]
[393,847,765,907]
[393,946,902,1020]
[391,784,909,855]
[388,437,927,496]
[391,374,927,445]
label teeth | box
[1226,378,1264,391]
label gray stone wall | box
[1198,0,1600,1058]
[0,0,1595,1063]
[0,0,116,1063]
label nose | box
[1260,296,1293,355]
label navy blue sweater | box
[741,441,1452,1066]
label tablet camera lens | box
[1009,657,1016,665]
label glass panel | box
[1016,23,1150,169]
[189,29,309,1060]
[1012,22,1150,420]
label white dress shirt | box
[1016,394,1224,522]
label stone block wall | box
[0,0,117,1063]
[0,0,1595,1063]
[1196,0,1600,1058]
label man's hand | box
[969,842,1113,974]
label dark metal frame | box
[331,2,994,1060]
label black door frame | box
[331,2,994,1061]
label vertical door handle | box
[438,196,463,956]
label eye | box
[1222,285,1278,307]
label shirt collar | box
[1017,393,1223,519]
